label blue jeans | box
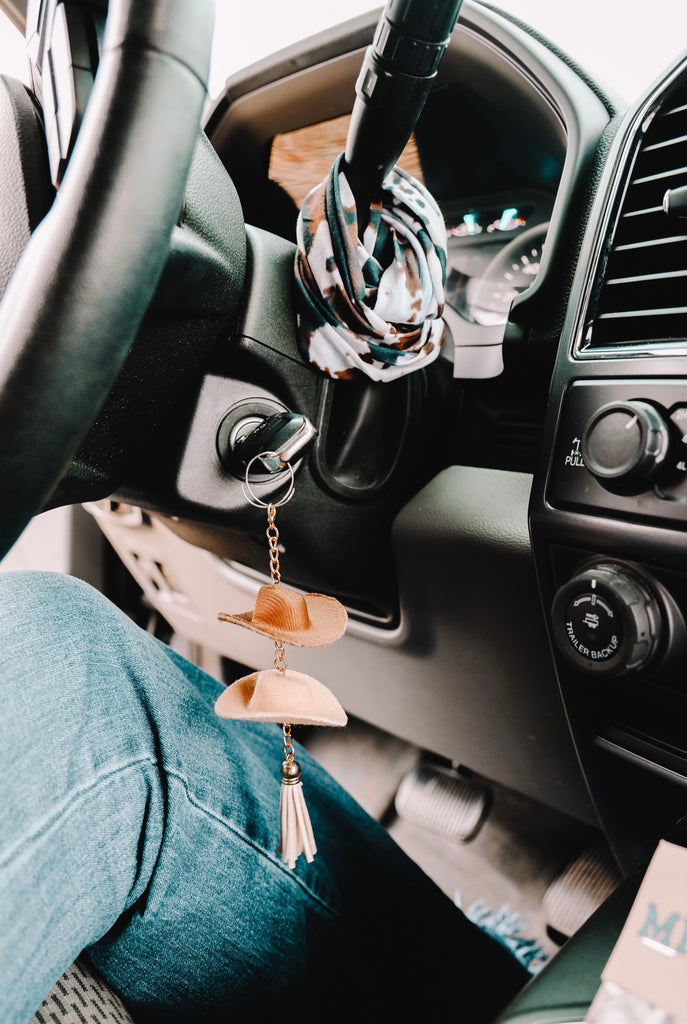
[0,571,527,1023]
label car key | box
[234,411,317,473]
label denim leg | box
[0,570,527,1023]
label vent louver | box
[582,79,687,351]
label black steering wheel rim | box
[0,0,214,560]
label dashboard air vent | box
[582,78,687,351]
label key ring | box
[242,452,295,509]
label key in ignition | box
[233,411,318,474]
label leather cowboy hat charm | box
[215,667,347,727]
[216,489,348,870]
[217,583,347,648]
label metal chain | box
[266,504,281,585]
[283,723,295,764]
[273,638,287,673]
[267,504,293,752]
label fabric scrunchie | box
[295,153,447,382]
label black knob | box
[581,400,669,491]
[663,183,687,219]
[551,563,662,676]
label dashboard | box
[441,189,553,377]
[151,1,615,824]
[530,55,687,873]
[59,0,687,867]
[200,3,687,870]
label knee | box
[0,567,103,616]
[0,570,132,711]
[0,570,160,828]
[0,569,113,660]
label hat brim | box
[215,669,348,727]
[218,592,347,647]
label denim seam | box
[165,767,342,924]
[0,756,159,869]
[2,754,342,923]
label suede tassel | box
[279,759,316,868]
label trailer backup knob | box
[551,563,662,676]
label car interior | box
[2,0,687,1020]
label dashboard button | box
[669,406,687,438]
[654,405,687,501]
[581,400,669,492]
[551,563,663,677]
[547,380,687,526]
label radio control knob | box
[581,400,669,491]
[551,563,662,676]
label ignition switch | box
[216,405,317,476]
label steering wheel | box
[0,0,214,561]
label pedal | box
[394,762,491,842]
[543,833,622,939]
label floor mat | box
[302,715,591,968]
[455,893,550,975]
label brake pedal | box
[543,834,622,939]
[394,762,491,842]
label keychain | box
[215,452,348,868]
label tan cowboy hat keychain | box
[215,452,348,868]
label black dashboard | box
[203,5,687,871]
[44,0,686,864]
[165,1,617,827]
[531,56,687,873]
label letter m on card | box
[601,840,687,1018]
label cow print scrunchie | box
[295,153,447,382]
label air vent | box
[582,77,687,351]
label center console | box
[530,53,687,877]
